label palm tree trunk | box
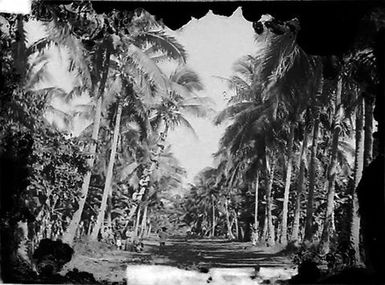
[106,196,112,228]
[212,197,216,238]
[134,207,141,238]
[281,125,295,245]
[147,222,152,238]
[140,205,148,238]
[234,210,239,240]
[320,74,343,253]
[266,158,276,246]
[225,198,234,239]
[364,93,374,168]
[62,97,103,245]
[304,117,320,241]
[292,127,309,242]
[254,173,260,240]
[63,47,111,245]
[128,125,169,220]
[91,101,122,241]
[262,207,268,242]
[351,95,364,264]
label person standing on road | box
[158,227,167,250]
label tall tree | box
[90,83,124,240]
[280,125,294,244]
[265,154,276,246]
[304,116,320,241]
[363,92,375,168]
[291,125,309,242]
[129,65,208,218]
[320,74,343,253]
[351,92,364,264]
[254,171,260,238]
[63,38,113,245]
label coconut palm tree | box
[63,6,188,244]
[343,31,379,264]
[28,3,123,245]
[90,21,190,240]
[1,8,99,247]
[320,73,344,253]
[240,14,322,245]
[351,90,364,263]
[128,65,210,219]
[291,122,310,242]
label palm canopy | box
[213,14,324,179]
[149,64,213,137]
[253,14,323,121]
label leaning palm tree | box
[219,14,323,245]
[4,9,98,247]
[254,15,323,245]
[29,3,122,245]
[193,167,221,237]
[351,88,364,263]
[341,45,377,263]
[89,20,189,240]
[66,6,187,244]
[320,72,346,253]
[216,97,287,246]
[127,65,211,219]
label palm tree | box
[90,19,190,240]
[254,170,260,240]
[89,80,125,241]
[303,77,328,241]
[189,167,220,237]
[264,152,277,246]
[63,36,113,245]
[144,144,186,234]
[343,38,378,265]
[28,3,124,245]
[280,125,294,244]
[351,90,364,263]
[215,15,322,245]
[2,6,103,246]
[128,65,209,219]
[291,124,309,242]
[320,74,344,253]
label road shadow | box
[147,238,291,269]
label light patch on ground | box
[126,265,298,285]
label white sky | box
[0,0,31,14]
[167,8,257,182]
[24,7,258,184]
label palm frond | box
[119,162,139,181]
[125,43,169,92]
[170,65,204,92]
[26,38,53,57]
[28,20,92,86]
[45,105,73,129]
[63,86,86,103]
[180,104,214,118]
[232,55,256,81]
[173,114,198,140]
[228,75,251,92]
[214,102,255,125]
[24,62,51,90]
[137,31,187,63]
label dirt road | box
[154,238,291,268]
[63,238,295,284]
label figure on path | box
[158,227,167,251]
[87,215,95,236]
